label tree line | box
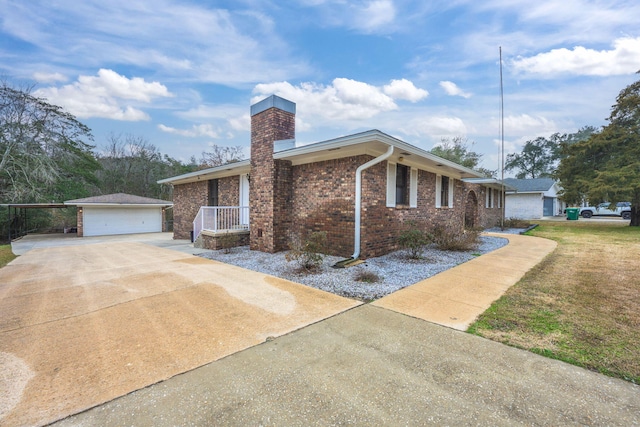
[2,73,639,229]
[431,73,640,226]
[0,82,244,205]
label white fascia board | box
[275,129,484,179]
[462,178,517,191]
[157,160,251,185]
[65,203,172,208]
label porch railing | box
[193,206,249,242]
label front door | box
[543,197,554,216]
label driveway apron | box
[0,242,360,427]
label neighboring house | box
[504,178,564,219]
[64,193,172,237]
[158,95,506,259]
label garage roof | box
[64,193,172,207]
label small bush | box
[354,270,381,283]
[398,221,433,259]
[285,231,327,272]
[218,232,238,254]
[433,220,480,251]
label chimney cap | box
[251,95,296,116]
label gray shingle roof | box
[504,178,556,193]
[65,193,172,205]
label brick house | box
[158,95,505,259]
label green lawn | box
[469,221,640,384]
[0,244,16,269]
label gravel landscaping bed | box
[199,232,515,301]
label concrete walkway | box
[374,233,557,330]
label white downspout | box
[352,144,394,259]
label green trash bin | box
[566,207,579,220]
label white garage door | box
[83,207,162,237]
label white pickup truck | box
[579,202,632,219]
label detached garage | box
[65,193,172,237]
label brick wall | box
[249,105,295,252]
[172,176,241,240]
[285,156,503,258]
[473,184,503,227]
[76,207,84,237]
[198,231,250,250]
[172,181,208,240]
[218,176,240,206]
[289,156,365,256]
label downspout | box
[351,144,394,260]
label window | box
[208,179,218,206]
[441,176,449,207]
[487,187,493,208]
[396,164,409,205]
[387,163,418,208]
[436,175,453,208]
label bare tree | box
[0,81,95,202]
[199,145,245,168]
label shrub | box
[398,221,433,259]
[285,231,328,272]
[502,217,531,228]
[354,270,381,283]
[218,231,238,254]
[433,220,480,251]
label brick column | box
[249,95,296,252]
[76,207,84,237]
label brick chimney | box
[249,95,295,252]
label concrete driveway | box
[0,239,360,427]
[2,233,639,426]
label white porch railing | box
[193,206,249,242]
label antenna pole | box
[500,46,505,230]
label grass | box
[468,220,640,384]
[0,244,17,268]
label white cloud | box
[383,79,429,102]
[353,0,396,33]
[439,81,472,98]
[302,0,396,34]
[511,37,640,76]
[34,69,172,121]
[253,77,428,126]
[158,123,220,138]
[401,116,468,139]
[1,1,308,86]
[33,72,67,83]
[502,114,557,136]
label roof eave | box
[275,130,485,179]
[157,160,251,185]
[63,202,172,207]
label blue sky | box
[2,0,640,173]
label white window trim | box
[409,168,418,208]
[386,162,396,207]
[448,178,454,208]
[387,162,418,208]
